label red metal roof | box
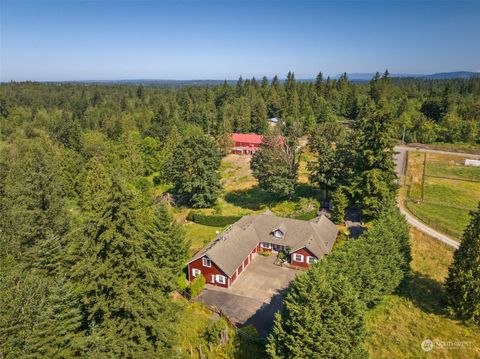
[231,133,264,144]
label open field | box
[367,228,480,358]
[403,151,480,239]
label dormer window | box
[272,223,287,238]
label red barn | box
[231,133,264,155]
[187,211,338,288]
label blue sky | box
[1,0,479,81]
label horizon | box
[1,0,480,81]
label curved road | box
[393,146,478,249]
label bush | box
[176,272,188,291]
[188,275,206,298]
[294,208,318,221]
[204,318,226,345]
[187,211,242,227]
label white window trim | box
[192,268,201,277]
[261,242,272,249]
[202,257,211,267]
[293,253,304,262]
[274,230,284,238]
[307,256,317,264]
[216,275,226,284]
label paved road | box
[394,146,463,249]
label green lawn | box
[407,202,471,239]
[184,223,225,255]
[423,177,480,209]
[367,229,480,358]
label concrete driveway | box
[196,254,297,337]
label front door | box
[272,244,283,252]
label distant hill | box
[47,79,233,87]
[7,71,477,86]
[423,71,480,80]
[334,71,480,81]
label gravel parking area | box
[196,254,297,337]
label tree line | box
[0,73,479,357]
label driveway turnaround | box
[196,254,297,337]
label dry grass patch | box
[367,228,480,358]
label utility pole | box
[402,124,406,144]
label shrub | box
[294,207,318,221]
[204,318,226,345]
[187,211,242,227]
[176,272,188,291]
[188,275,206,298]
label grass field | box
[404,151,480,239]
[367,228,480,358]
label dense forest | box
[0,73,479,358]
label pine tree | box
[445,203,480,324]
[354,100,397,219]
[81,157,112,216]
[307,122,355,195]
[330,186,348,224]
[29,278,86,358]
[0,138,69,257]
[251,132,298,197]
[74,177,180,357]
[266,265,367,359]
[168,133,222,208]
[315,71,324,94]
[145,202,190,291]
[327,202,410,306]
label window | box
[293,253,304,262]
[202,257,211,267]
[307,256,317,264]
[216,275,226,284]
[260,242,272,249]
[273,230,284,238]
[192,268,201,277]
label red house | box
[231,133,264,155]
[187,211,338,288]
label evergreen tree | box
[74,177,180,357]
[251,132,298,197]
[0,258,51,358]
[307,122,355,195]
[29,278,86,358]
[353,100,397,219]
[266,265,367,359]
[168,133,222,207]
[445,203,480,324]
[330,186,348,224]
[315,71,324,94]
[251,98,269,133]
[327,202,410,306]
[0,138,69,257]
[81,157,113,216]
[145,202,190,291]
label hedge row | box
[187,211,242,227]
[187,207,319,227]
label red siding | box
[188,257,229,288]
[290,248,317,268]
